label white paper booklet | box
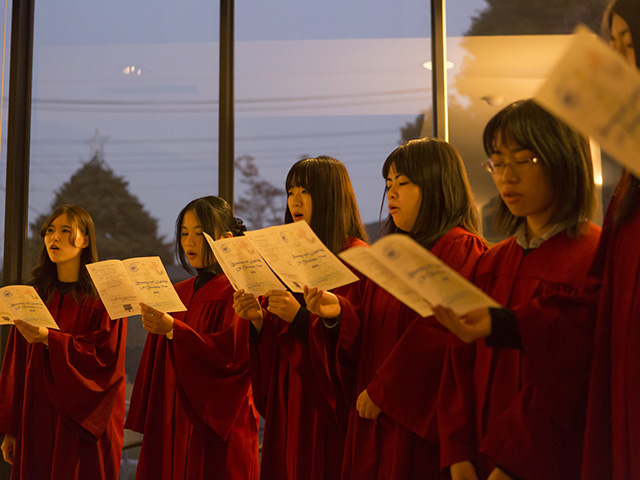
[204,232,286,296]
[244,221,359,293]
[339,234,500,317]
[86,256,186,320]
[0,285,59,329]
[535,25,640,177]
[208,221,358,294]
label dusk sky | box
[1,1,489,255]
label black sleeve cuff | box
[485,308,522,349]
[249,322,261,343]
[287,307,311,342]
[322,314,341,344]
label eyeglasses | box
[482,156,539,175]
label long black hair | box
[30,205,98,301]
[483,99,595,237]
[381,137,480,250]
[175,196,246,275]
[284,156,368,254]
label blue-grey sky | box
[33,1,487,45]
[1,1,490,252]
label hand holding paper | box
[432,305,492,343]
[14,320,50,345]
[204,232,285,296]
[232,290,263,322]
[140,302,174,335]
[244,222,359,293]
[0,285,59,330]
[303,286,342,319]
[264,290,301,323]
[206,222,358,295]
[339,234,499,317]
[86,257,186,320]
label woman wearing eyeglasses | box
[435,99,601,480]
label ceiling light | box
[422,60,455,70]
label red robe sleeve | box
[126,275,253,442]
[0,328,28,436]
[169,305,252,441]
[249,307,286,417]
[277,237,369,430]
[438,335,478,467]
[44,292,127,440]
[365,228,487,441]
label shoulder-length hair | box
[381,137,480,249]
[30,205,98,302]
[175,196,246,275]
[483,99,595,237]
[284,156,368,255]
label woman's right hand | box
[432,305,491,343]
[233,290,264,333]
[1,434,16,465]
[303,286,342,319]
[450,460,478,480]
[140,303,174,336]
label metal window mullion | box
[218,0,234,207]
[1,0,35,477]
[431,0,448,141]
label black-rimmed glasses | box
[482,156,539,175]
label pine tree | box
[28,154,173,268]
[467,0,609,36]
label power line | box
[31,88,427,107]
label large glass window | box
[446,0,614,242]
[234,0,435,239]
[0,2,11,282]
[29,2,220,477]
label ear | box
[80,235,90,249]
[218,231,233,240]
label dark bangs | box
[483,100,595,237]
[175,196,234,275]
[381,138,480,249]
[284,156,368,254]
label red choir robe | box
[125,273,259,480]
[583,174,640,480]
[250,236,367,480]
[0,288,127,479]
[333,227,486,480]
[438,223,601,479]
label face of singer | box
[44,213,89,269]
[386,163,422,232]
[610,13,636,67]
[287,185,313,224]
[490,132,554,237]
[181,209,209,269]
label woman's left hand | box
[487,467,513,480]
[140,303,174,335]
[356,389,382,420]
[265,290,300,323]
[14,320,49,346]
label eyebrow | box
[386,172,405,180]
[492,146,532,155]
